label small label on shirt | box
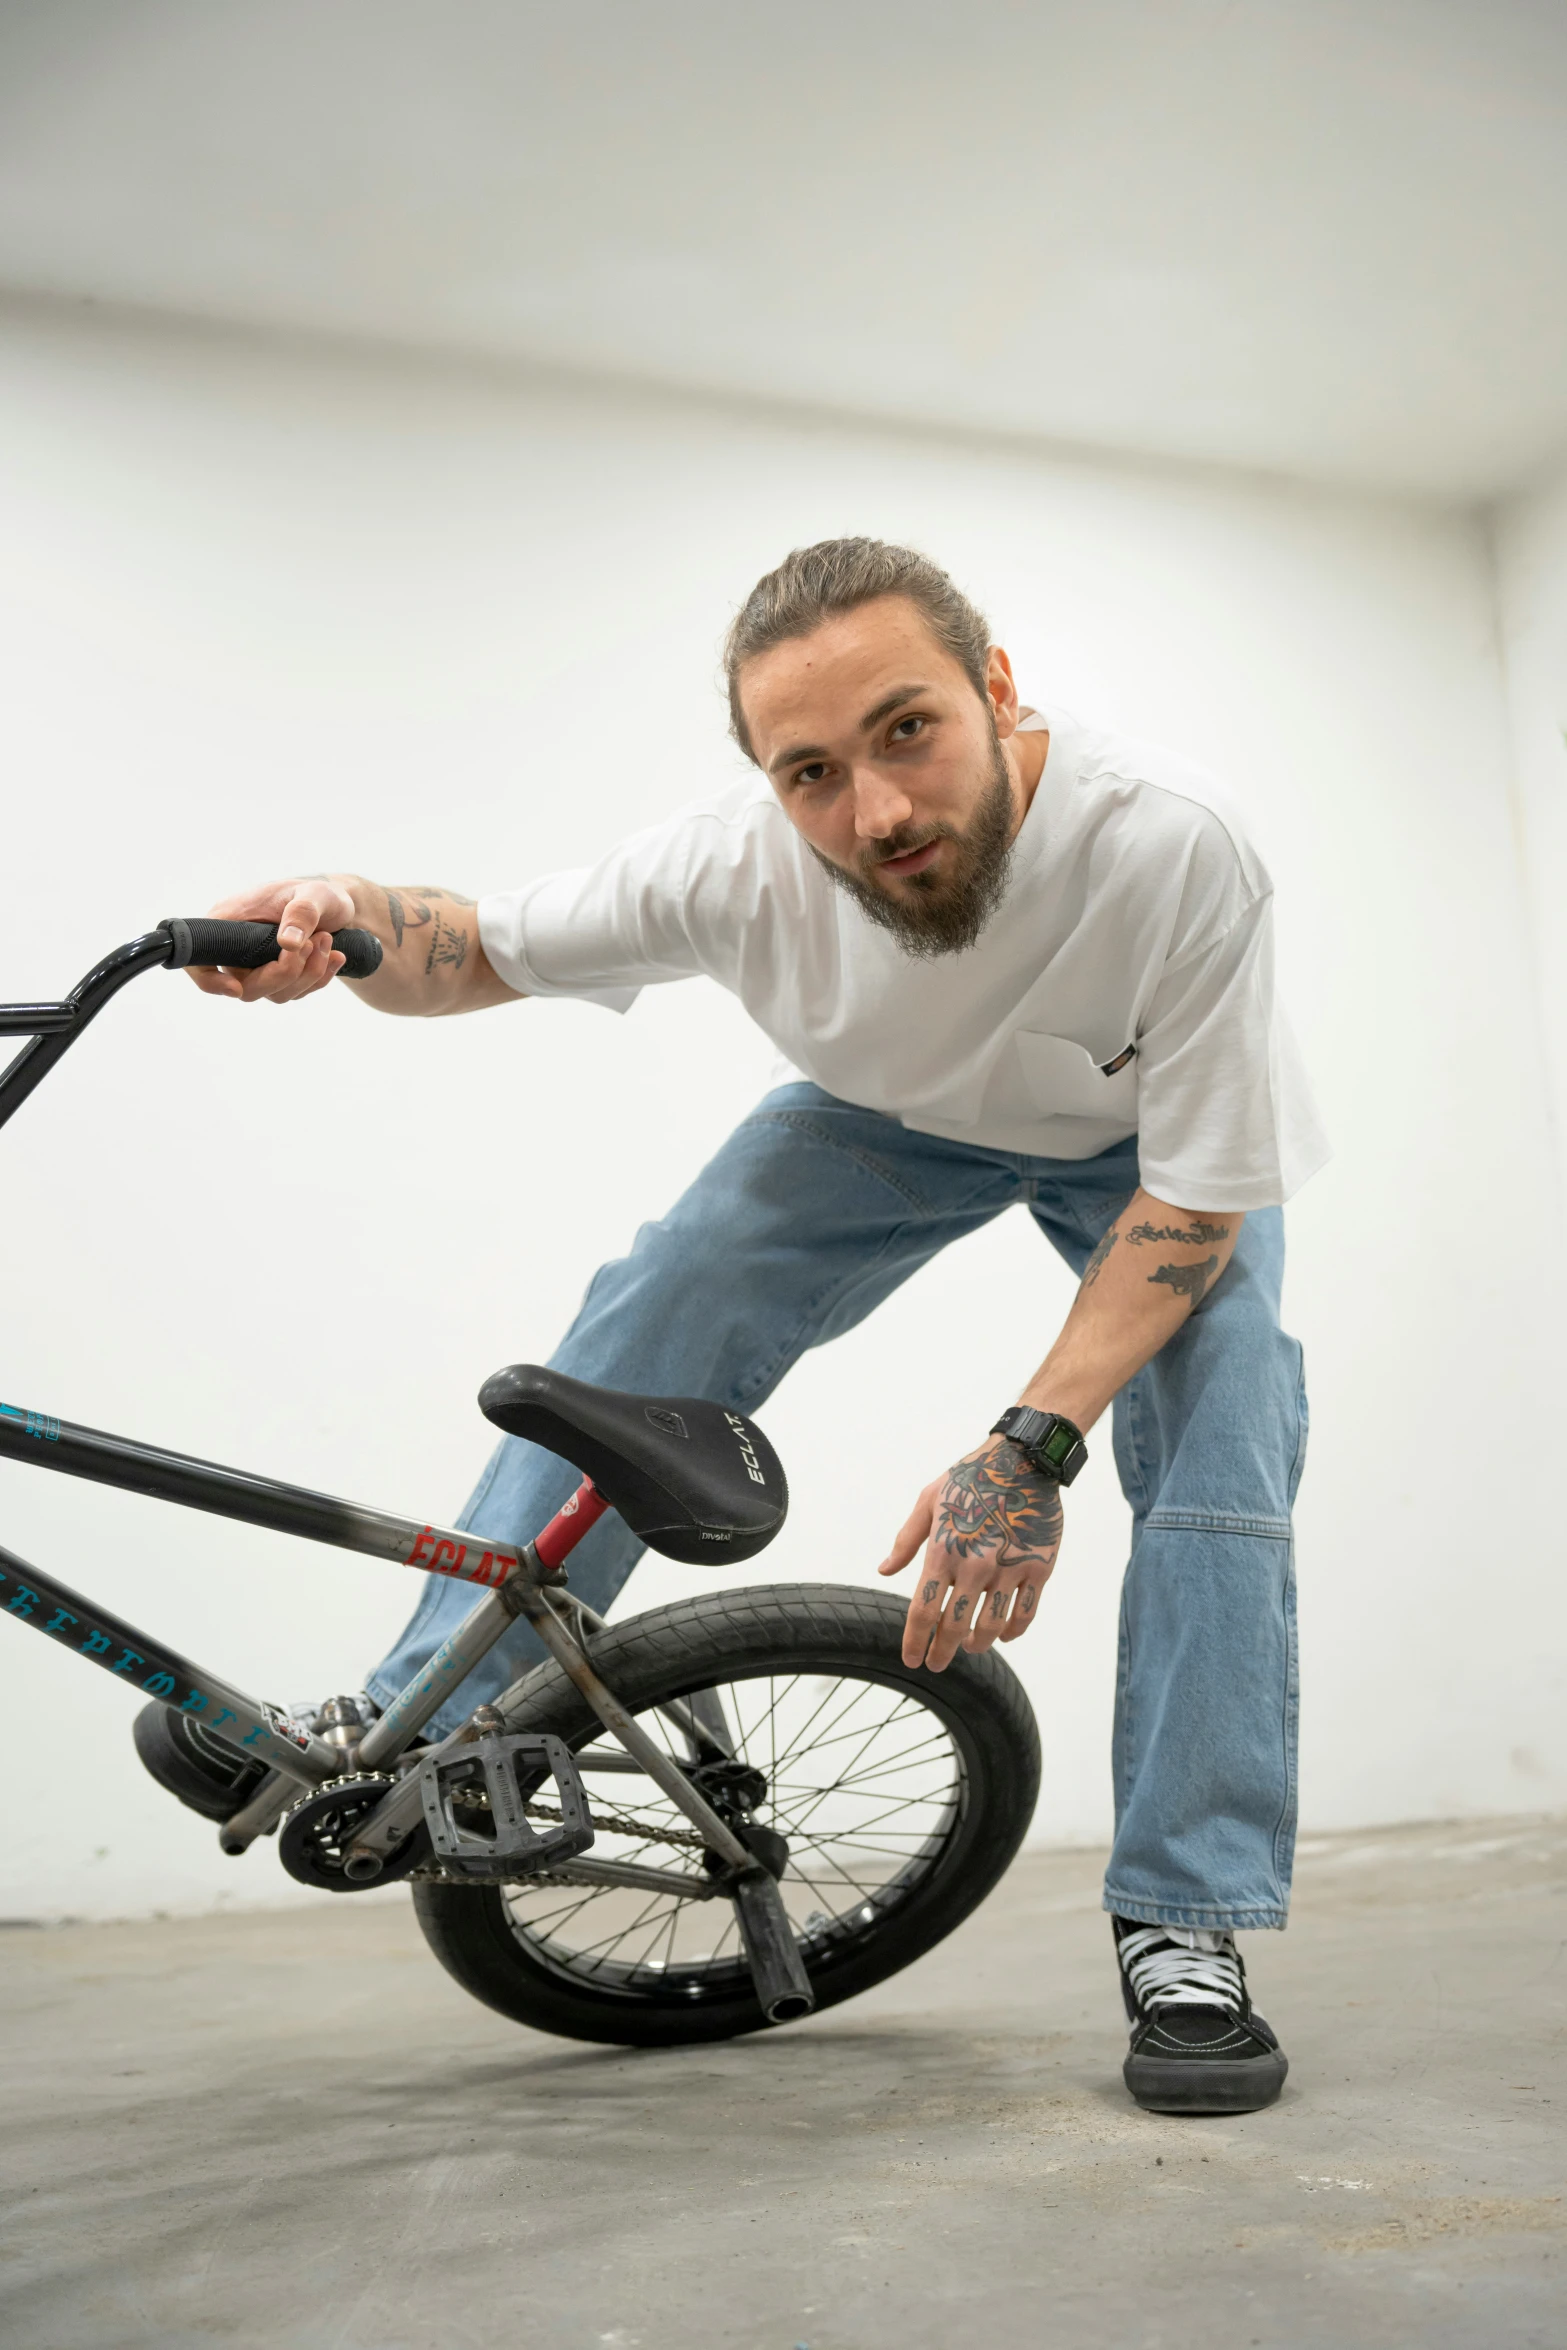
[1100,1045,1137,1076]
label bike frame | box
[0,931,816,2004]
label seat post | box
[533,1479,611,1572]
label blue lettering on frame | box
[0,1403,60,1441]
[44,1607,79,1637]
[5,1585,39,1619]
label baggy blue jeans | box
[368,1083,1307,1932]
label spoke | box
[765,1678,895,1779]
[765,1710,939,1767]
[769,1711,929,1840]
[504,1667,971,1992]
[787,1843,880,1903]
[758,1675,878,1779]
[507,1888,603,1934]
[767,1742,957,1838]
[770,1714,943,1784]
[567,1890,688,1970]
[783,1823,949,1858]
[723,1674,798,1780]
[775,1783,959,1845]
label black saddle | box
[478,1365,787,1565]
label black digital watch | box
[990,1405,1089,1487]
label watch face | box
[1040,1421,1079,1469]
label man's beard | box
[809,736,1018,958]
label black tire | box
[412,1583,1040,2046]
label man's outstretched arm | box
[182,875,520,1015]
[880,1190,1243,1671]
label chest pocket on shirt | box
[1015,1032,1140,1122]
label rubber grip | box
[161,918,384,981]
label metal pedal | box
[418,1730,594,1880]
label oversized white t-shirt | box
[479,708,1328,1210]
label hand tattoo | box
[922,1580,940,1604]
[1148,1254,1219,1306]
[938,1442,1064,1571]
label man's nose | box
[852,769,915,841]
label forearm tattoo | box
[938,1443,1064,1571]
[1082,1226,1119,1287]
[424,915,470,975]
[1148,1254,1219,1306]
[381,886,476,965]
[1127,1218,1230,1248]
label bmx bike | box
[0,918,1041,2045]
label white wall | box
[1494,456,1567,1164]
[0,300,1560,1920]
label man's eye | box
[890,716,924,742]
[796,763,829,786]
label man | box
[179,538,1325,2115]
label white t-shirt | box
[479,708,1328,1210]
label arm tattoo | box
[1127,1218,1230,1248]
[386,885,477,958]
[1082,1227,1119,1288]
[424,916,470,976]
[939,1444,1064,1571]
[1148,1254,1219,1306]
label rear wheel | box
[411,1583,1040,2045]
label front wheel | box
[411,1583,1041,2046]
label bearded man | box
[180,538,1327,2114]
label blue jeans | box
[368,1083,1307,1932]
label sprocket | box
[278,1773,422,1892]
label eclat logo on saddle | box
[723,1411,768,1487]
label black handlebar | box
[0,916,385,1136]
[160,918,384,981]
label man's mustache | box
[859,823,958,877]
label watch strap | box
[990,1405,1089,1486]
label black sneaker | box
[133,1701,271,1823]
[1113,1915,1288,2114]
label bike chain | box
[524,1798,706,1849]
[445,1780,707,1850]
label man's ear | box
[986,645,1022,739]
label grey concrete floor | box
[1,1817,1564,2350]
